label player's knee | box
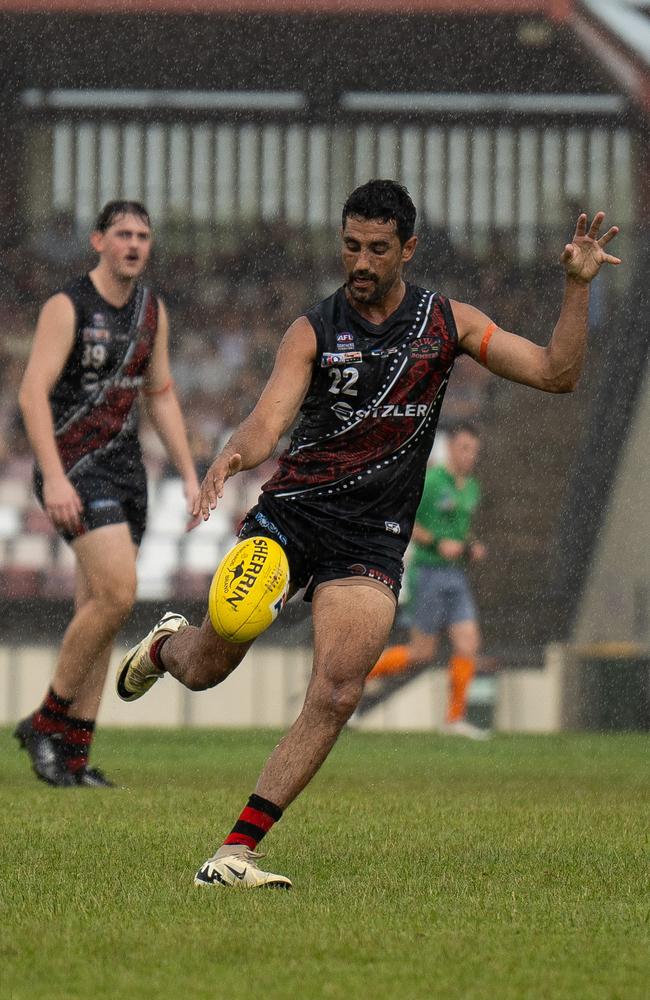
[455,644,480,661]
[182,638,245,692]
[183,659,236,692]
[411,636,436,664]
[318,677,364,725]
[454,633,481,658]
[183,667,220,692]
[96,576,137,622]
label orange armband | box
[143,378,174,397]
[479,322,497,367]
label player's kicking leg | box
[115,536,291,886]
[194,581,396,890]
[116,609,252,700]
[116,536,287,700]
[117,603,294,889]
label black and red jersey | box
[263,282,459,552]
[48,274,158,478]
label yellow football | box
[208,536,290,643]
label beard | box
[347,269,397,305]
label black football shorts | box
[238,492,404,601]
[34,462,148,546]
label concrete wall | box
[0,643,312,730]
[0,643,564,733]
[573,366,650,647]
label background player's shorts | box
[410,565,478,634]
[239,493,404,601]
[33,464,148,547]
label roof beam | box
[571,0,650,113]
[0,1,572,15]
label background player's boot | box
[440,719,491,740]
[194,844,292,890]
[116,612,188,702]
[74,766,114,787]
[13,716,76,787]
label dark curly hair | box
[342,179,416,245]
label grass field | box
[2,727,649,1000]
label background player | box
[117,180,620,888]
[367,423,489,738]
[15,201,199,787]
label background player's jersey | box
[48,274,158,478]
[410,464,481,569]
[263,282,459,550]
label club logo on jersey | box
[321,351,363,367]
[410,337,441,360]
[385,521,401,535]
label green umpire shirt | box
[410,464,481,570]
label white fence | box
[24,96,636,261]
[0,642,566,733]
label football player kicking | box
[117,179,620,889]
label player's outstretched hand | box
[561,212,621,284]
[193,452,243,521]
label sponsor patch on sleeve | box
[320,351,363,367]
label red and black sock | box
[223,794,283,851]
[61,717,95,775]
[149,635,170,671]
[31,686,73,737]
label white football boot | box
[116,612,188,702]
[194,844,292,890]
[440,719,491,741]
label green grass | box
[2,727,649,1000]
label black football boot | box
[13,716,76,787]
[73,766,114,788]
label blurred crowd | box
[0,215,585,601]
[0,213,571,483]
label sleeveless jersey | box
[48,274,159,478]
[263,282,459,547]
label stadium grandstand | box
[0,0,648,730]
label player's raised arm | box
[194,316,317,519]
[455,212,621,393]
